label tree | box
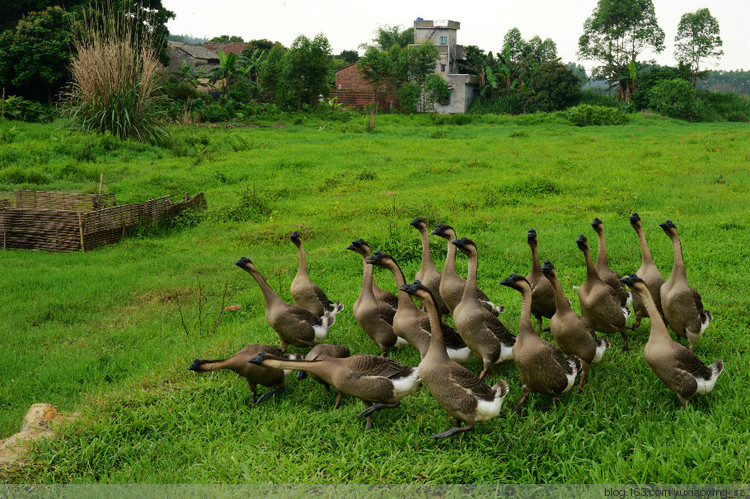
[0,6,74,103]
[258,44,287,103]
[339,50,359,64]
[209,35,244,43]
[357,45,407,111]
[364,24,414,50]
[578,0,665,100]
[525,61,580,112]
[279,34,332,110]
[674,8,723,88]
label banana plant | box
[208,51,239,93]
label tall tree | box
[578,0,665,100]
[209,35,244,43]
[674,8,723,88]
[279,33,332,110]
[357,45,407,111]
[364,24,414,51]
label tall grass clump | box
[64,3,167,143]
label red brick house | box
[330,64,395,111]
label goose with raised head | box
[576,235,631,352]
[410,217,449,316]
[499,274,582,413]
[247,351,420,430]
[188,344,301,403]
[296,343,351,408]
[431,223,504,316]
[347,239,405,355]
[658,220,712,351]
[236,257,342,351]
[289,231,341,318]
[591,217,632,310]
[451,237,516,379]
[620,274,723,409]
[628,213,666,329]
[367,250,472,363]
[541,260,611,389]
[526,229,555,332]
[401,281,509,439]
[347,238,399,315]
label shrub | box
[63,4,167,143]
[425,74,451,110]
[576,89,618,108]
[525,62,581,112]
[695,90,750,122]
[566,105,628,126]
[647,78,696,120]
[397,82,421,114]
[199,104,231,123]
[0,95,54,123]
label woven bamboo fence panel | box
[15,190,116,211]
[1,192,206,252]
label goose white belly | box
[390,370,421,399]
[474,394,505,422]
[313,324,328,342]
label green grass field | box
[1,113,749,483]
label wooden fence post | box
[77,211,85,252]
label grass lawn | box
[1,112,749,483]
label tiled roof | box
[203,42,249,56]
[168,41,219,61]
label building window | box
[439,36,447,45]
[441,64,446,72]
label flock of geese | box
[188,215,724,438]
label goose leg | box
[333,392,343,409]
[430,422,475,439]
[512,392,530,414]
[357,401,400,419]
[256,385,284,404]
[247,381,257,404]
[578,366,589,392]
[620,329,630,352]
[361,402,373,430]
[479,360,491,380]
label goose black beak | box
[527,228,537,244]
[659,220,676,231]
[629,213,640,224]
[296,370,308,381]
[236,256,251,267]
[290,231,300,243]
[187,359,202,371]
[410,217,424,228]
[619,273,640,287]
[541,260,554,275]
[247,352,266,365]
[576,234,587,249]
[591,217,602,229]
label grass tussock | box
[63,3,167,143]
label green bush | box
[566,105,628,126]
[525,62,581,112]
[467,93,525,115]
[632,66,686,110]
[199,104,231,123]
[647,78,696,120]
[695,90,750,122]
[396,82,421,114]
[576,89,618,108]
[0,95,54,123]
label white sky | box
[162,0,749,72]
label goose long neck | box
[669,232,687,279]
[634,225,654,266]
[636,284,671,341]
[529,243,542,273]
[547,272,573,312]
[384,260,414,309]
[295,243,309,277]
[582,246,599,282]
[462,250,478,300]
[245,265,283,307]
[518,286,535,338]
[419,228,436,271]
[263,358,332,380]
[443,233,458,276]
[361,256,375,297]
[595,229,609,267]
[422,294,449,362]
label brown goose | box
[499,274,582,413]
[289,231,341,318]
[452,237,516,379]
[526,229,555,332]
[247,351,420,430]
[347,239,399,314]
[401,281,509,438]
[628,213,666,329]
[576,235,630,352]
[591,217,632,310]
[367,250,472,363]
[410,217,449,316]
[658,220,713,351]
[236,257,342,351]
[541,260,611,389]
[620,274,723,409]
[347,240,405,355]
[431,223,504,316]
[188,344,301,403]
[296,343,351,408]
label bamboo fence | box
[1,190,206,252]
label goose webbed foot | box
[430,422,475,439]
[512,392,530,415]
[256,386,284,404]
[357,401,400,419]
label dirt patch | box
[0,403,77,469]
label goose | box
[289,231,340,318]
[541,260,611,389]
[188,344,301,403]
[401,281,509,438]
[451,237,516,379]
[576,235,631,352]
[347,238,399,315]
[431,223,504,316]
[658,220,713,351]
[247,351,420,430]
[366,250,472,363]
[526,229,555,332]
[620,274,723,409]
[296,343,351,409]
[591,217,632,310]
[410,217,449,316]
[236,257,342,351]
[347,239,405,355]
[499,274,582,413]
[628,213,666,329]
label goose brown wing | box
[284,304,324,326]
[378,302,397,324]
[347,354,411,379]
[580,316,598,341]
[441,321,468,349]
[312,285,333,309]
[484,314,517,345]
[545,343,569,370]
[673,347,713,379]
[690,287,705,313]
[448,363,495,401]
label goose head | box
[399,280,436,307]
[409,217,426,230]
[247,351,267,366]
[619,273,644,289]
[591,217,603,233]
[289,231,301,245]
[629,212,641,228]
[235,256,254,269]
[346,238,371,256]
[499,273,531,293]
[527,228,538,246]
[576,234,589,251]
[366,250,391,268]
[540,259,556,278]
[451,236,476,256]
[658,219,677,236]
[431,223,455,240]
